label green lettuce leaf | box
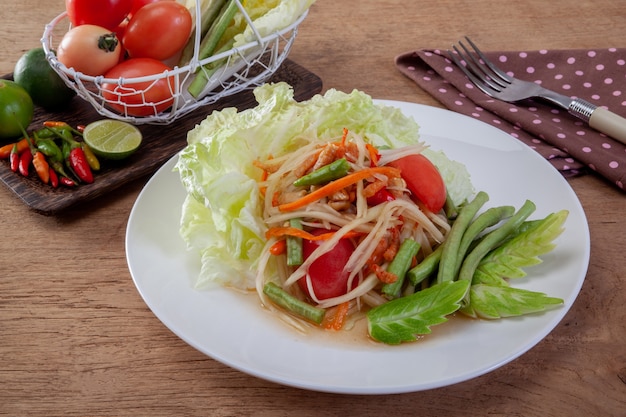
[460,284,563,319]
[472,210,568,286]
[367,280,470,345]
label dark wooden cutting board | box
[0,59,322,214]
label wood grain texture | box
[1,1,625,416]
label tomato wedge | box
[298,230,356,301]
[388,154,447,213]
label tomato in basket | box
[65,0,133,31]
[129,0,174,18]
[123,1,192,61]
[57,25,123,77]
[101,58,175,117]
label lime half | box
[83,119,142,160]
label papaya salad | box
[176,82,567,345]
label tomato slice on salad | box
[298,230,356,301]
[388,154,447,213]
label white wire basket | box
[41,0,307,125]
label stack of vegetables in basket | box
[49,0,315,120]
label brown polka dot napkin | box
[396,48,626,191]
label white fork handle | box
[589,107,626,146]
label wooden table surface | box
[1,1,625,416]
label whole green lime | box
[0,80,34,140]
[13,47,76,111]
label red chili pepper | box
[18,150,32,177]
[366,187,396,206]
[69,147,94,184]
[269,239,287,255]
[10,143,20,172]
[49,167,59,188]
[59,176,76,187]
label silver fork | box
[448,37,626,145]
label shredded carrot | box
[271,191,280,207]
[265,227,362,241]
[365,143,380,167]
[43,121,69,128]
[340,127,348,146]
[322,301,351,330]
[277,166,401,212]
[253,154,274,181]
[259,186,267,197]
[269,239,286,255]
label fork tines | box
[448,37,511,95]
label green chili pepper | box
[34,127,57,139]
[293,158,351,187]
[34,135,64,164]
[46,126,75,142]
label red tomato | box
[102,58,175,116]
[129,0,173,17]
[388,154,447,213]
[123,1,192,61]
[298,231,356,301]
[65,0,132,30]
[57,25,122,76]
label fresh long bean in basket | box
[178,0,228,67]
[187,0,239,97]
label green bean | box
[407,244,443,286]
[454,205,515,275]
[286,218,303,266]
[457,200,536,304]
[263,282,326,325]
[381,238,421,298]
[437,191,489,284]
[293,158,351,187]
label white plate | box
[125,101,590,394]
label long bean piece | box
[263,282,326,324]
[457,200,536,305]
[407,244,443,286]
[437,191,489,283]
[286,218,303,266]
[453,205,515,276]
[187,0,239,97]
[381,238,421,298]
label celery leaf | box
[460,284,563,319]
[473,210,568,285]
[367,280,470,345]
